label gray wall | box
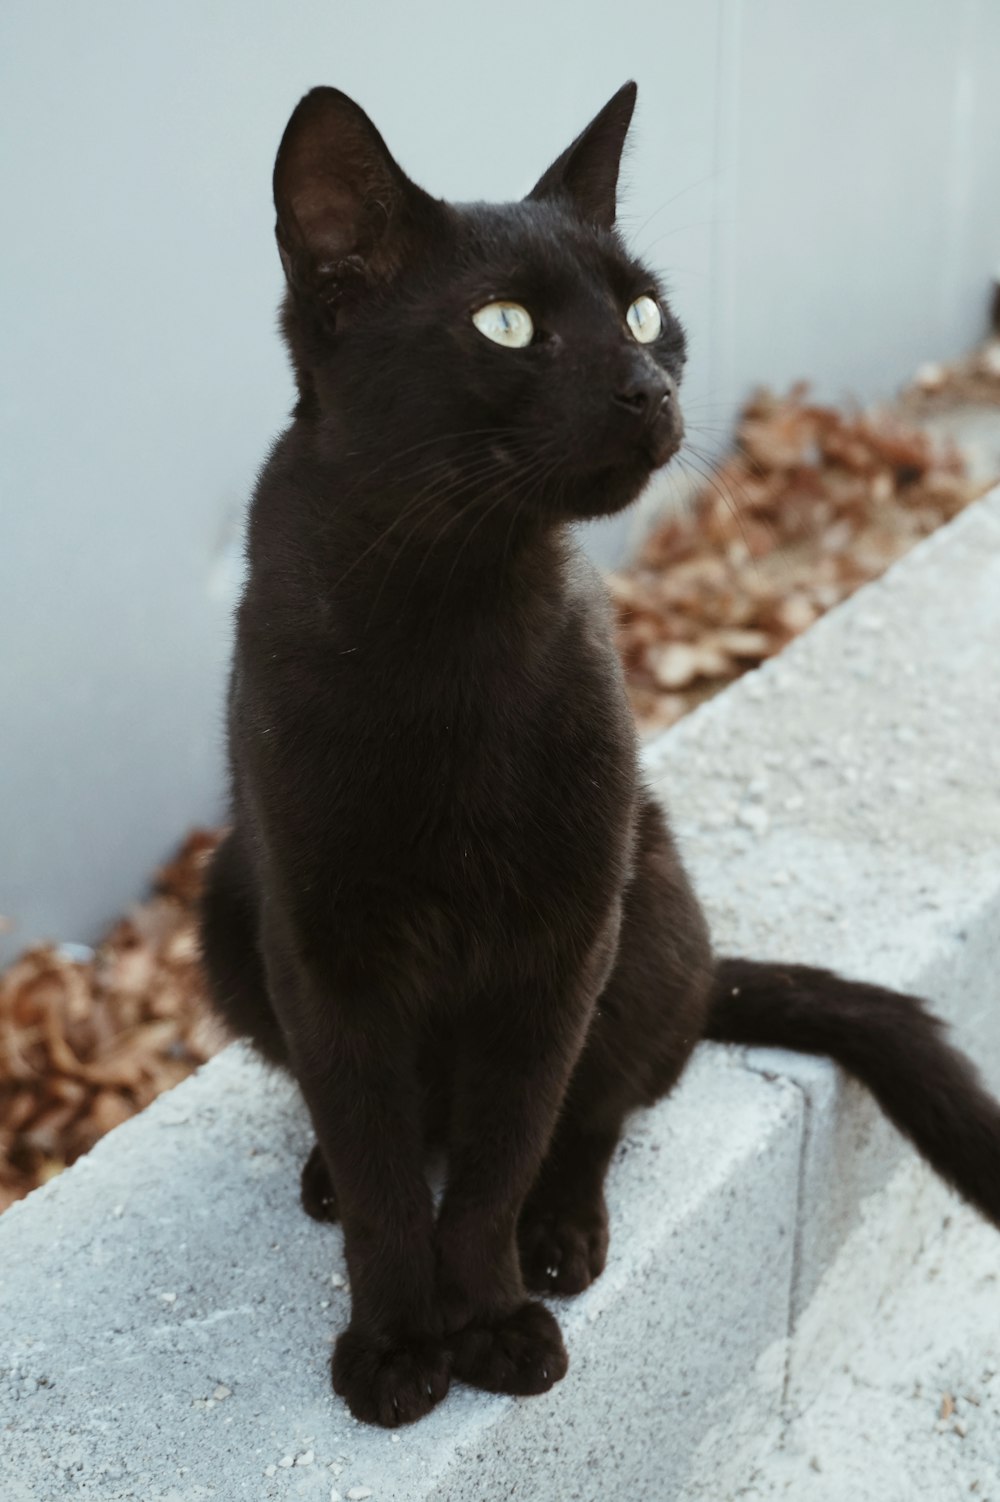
[2,0,999,958]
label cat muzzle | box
[645,390,684,468]
[612,369,683,468]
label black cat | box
[199,81,1000,1428]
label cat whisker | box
[425,480,526,631]
[425,447,568,635]
[330,440,522,596]
[683,436,786,565]
[680,445,759,566]
[375,440,559,622]
[325,424,519,522]
[636,215,735,263]
[623,168,720,244]
[365,457,520,628]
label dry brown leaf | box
[902,339,1000,412]
[615,383,992,736]
[0,830,228,1210]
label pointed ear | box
[528,81,637,229]
[273,87,440,298]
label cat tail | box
[706,956,1000,1229]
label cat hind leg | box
[199,829,289,1067]
[301,1141,340,1222]
[519,795,713,1295]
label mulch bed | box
[0,833,225,1210]
[611,380,992,735]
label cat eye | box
[471,301,535,349]
[626,295,662,345]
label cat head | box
[273,83,685,523]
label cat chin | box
[546,460,663,522]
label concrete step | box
[738,1176,1000,1501]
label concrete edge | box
[642,483,1000,1384]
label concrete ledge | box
[2,489,999,1500]
[0,1048,801,1501]
[643,484,1000,1374]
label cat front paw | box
[518,1200,609,1294]
[300,1143,340,1222]
[449,1300,568,1395]
[331,1328,450,1427]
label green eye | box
[472,301,534,349]
[626,295,662,345]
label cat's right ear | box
[273,87,439,301]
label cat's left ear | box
[527,81,637,229]
[273,86,442,299]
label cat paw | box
[300,1144,339,1222]
[518,1202,608,1294]
[449,1300,568,1395]
[331,1328,450,1427]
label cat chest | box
[242,618,638,897]
[324,700,638,897]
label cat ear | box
[273,87,439,296]
[527,81,637,229]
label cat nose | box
[612,370,670,415]
[612,369,683,464]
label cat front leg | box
[292,1026,449,1425]
[261,931,449,1427]
[435,951,610,1397]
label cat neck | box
[249,426,576,642]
